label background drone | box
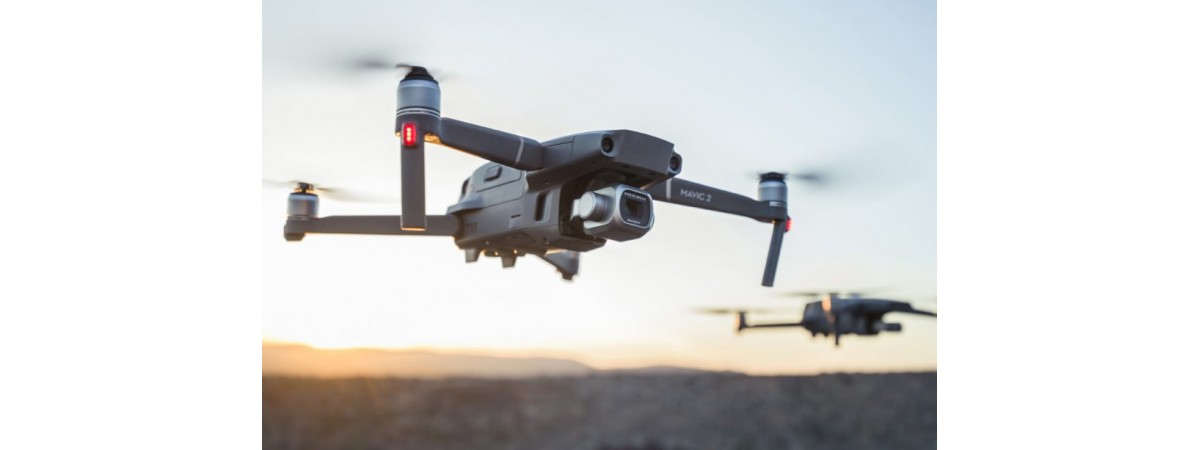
[699,292,937,346]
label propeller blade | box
[317,186,395,203]
[748,171,828,186]
[262,179,298,189]
[349,59,453,82]
[263,179,395,203]
[780,288,890,299]
[791,171,826,185]
[782,291,824,298]
[352,59,398,71]
[693,307,787,315]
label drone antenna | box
[758,172,789,286]
[395,66,441,230]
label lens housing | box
[571,184,654,241]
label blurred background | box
[263,0,935,448]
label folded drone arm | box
[851,301,939,318]
[644,178,786,222]
[433,118,545,170]
[896,306,938,317]
[645,177,789,287]
[742,322,805,329]
[284,215,459,241]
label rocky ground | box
[263,372,936,450]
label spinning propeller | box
[350,59,454,83]
[263,179,393,203]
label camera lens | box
[624,197,642,218]
[619,191,651,226]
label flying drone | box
[699,292,937,346]
[279,65,793,285]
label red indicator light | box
[785,218,792,232]
[402,123,417,147]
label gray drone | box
[279,65,792,285]
[700,292,937,346]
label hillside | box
[263,343,592,378]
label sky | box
[262,0,936,374]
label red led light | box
[785,218,792,232]
[402,123,417,147]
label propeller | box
[750,141,936,197]
[749,170,829,188]
[349,59,453,82]
[782,291,827,298]
[263,179,395,203]
[780,289,885,299]
[693,307,788,315]
[764,171,826,183]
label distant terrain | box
[263,372,936,450]
[263,343,706,378]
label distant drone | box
[277,65,794,285]
[700,292,936,346]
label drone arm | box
[858,301,939,318]
[433,118,545,170]
[645,177,789,287]
[284,215,459,240]
[741,322,806,329]
[761,219,787,286]
[644,178,785,222]
[901,308,938,318]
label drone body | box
[708,293,937,346]
[281,66,791,284]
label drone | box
[699,292,937,346]
[279,65,792,285]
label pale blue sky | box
[263,0,936,373]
